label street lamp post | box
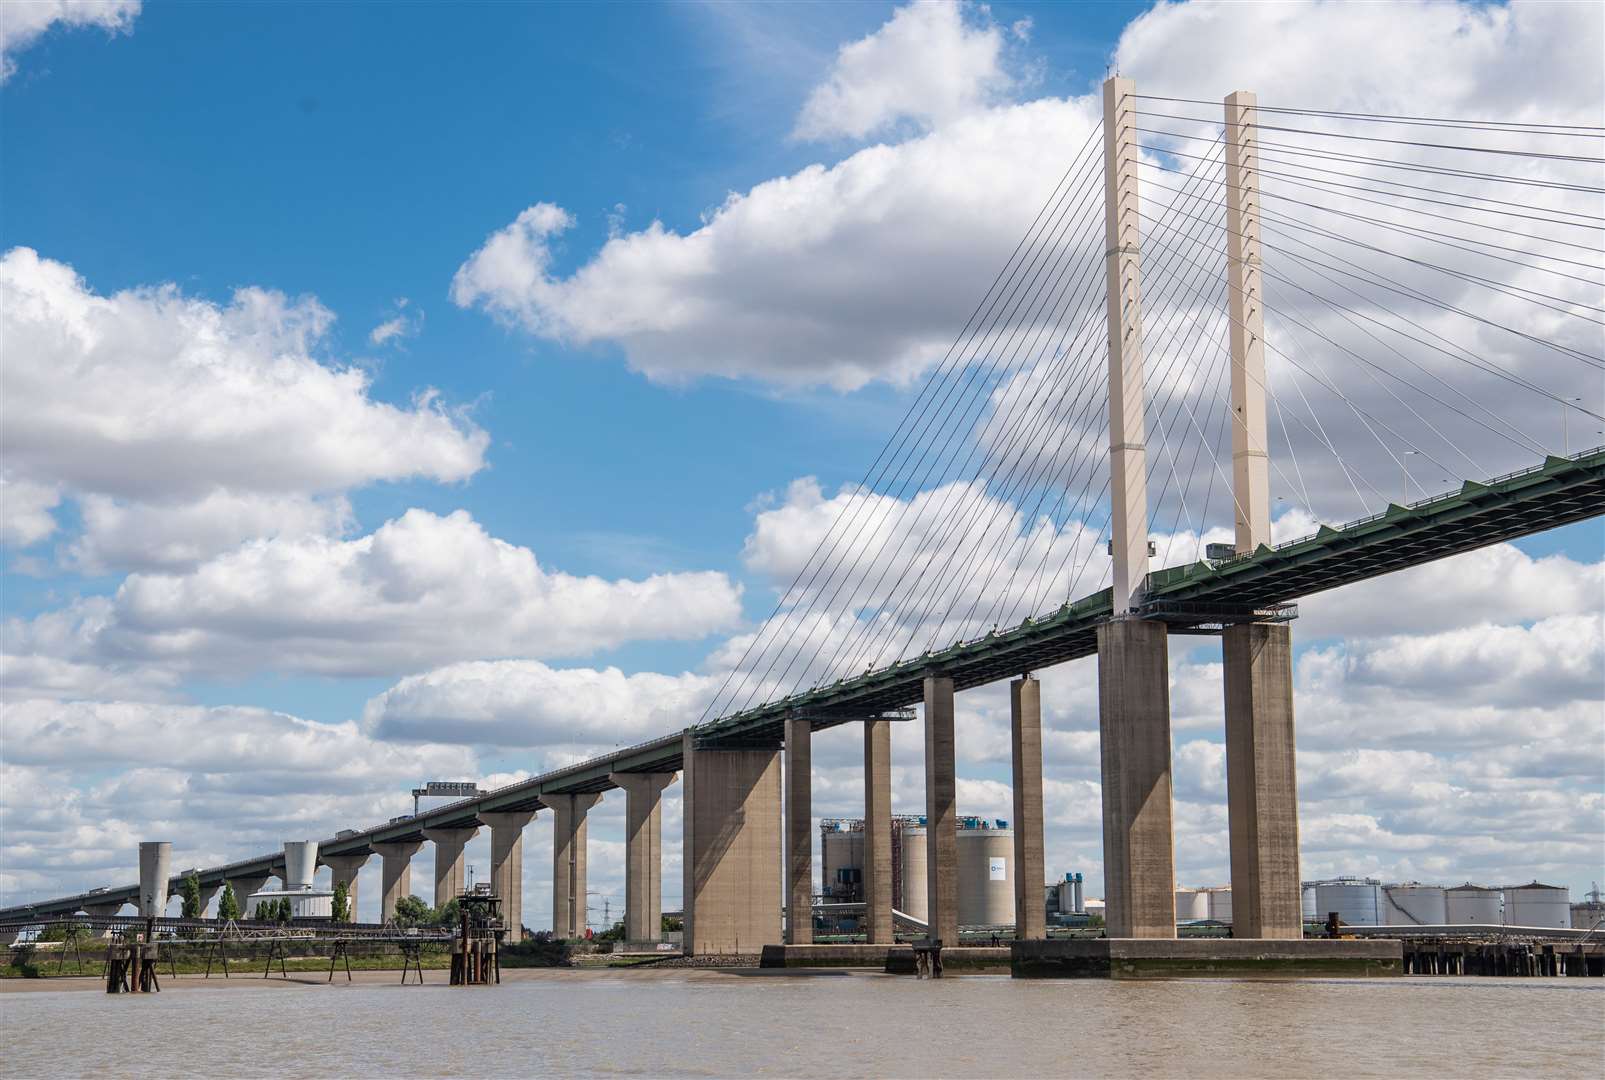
[1401,449,1420,503]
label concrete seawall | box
[1012,938,1402,979]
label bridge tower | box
[1221,89,1303,939]
[1096,75,1177,939]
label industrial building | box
[820,817,1014,928]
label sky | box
[1,0,1601,927]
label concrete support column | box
[373,841,423,922]
[681,732,782,955]
[422,826,479,910]
[138,842,172,918]
[320,854,369,921]
[1224,622,1302,939]
[195,883,220,916]
[1011,676,1047,939]
[608,774,675,943]
[863,719,894,944]
[480,811,536,940]
[225,874,270,917]
[784,715,813,945]
[551,793,601,938]
[1097,618,1176,938]
[924,675,959,945]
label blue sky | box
[2,1,1601,919]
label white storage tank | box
[1503,882,1570,929]
[1313,879,1382,926]
[1205,887,1233,924]
[900,826,928,922]
[1301,885,1317,922]
[1446,883,1503,925]
[1382,883,1447,925]
[1175,888,1209,923]
[956,825,1013,926]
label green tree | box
[216,883,241,921]
[279,898,295,923]
[331,880,350,923]
[393,894,430,927]
[434,898,459,927]
[180,872,203,919]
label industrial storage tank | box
[1204,887,1233,924]
[1445,883,1503,925]
[1312,879,1382,925]
[1382,883,1447,925]
[955,825,1013,926]
[1301,885,1317,922]
[820,823,865,902]
[1174,888,1209,923]
[900,826,928,922]
[1503,882,1570,928]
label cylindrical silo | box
[1313,879,1382,925]
[1382,883,1447,925]
[139,841,172,917]
[956,826,1012,926]
[282,841,319,890]
[1174,888,1208,923]
[1072,874,1084,914]
[1206,887,1233,924]
[900,826,928,922]
[1301,885,1317,922]
[820,824,865,902]
[1446,883,1503,925]
[1503,883,1570,928]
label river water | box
[2,970,1600,1078]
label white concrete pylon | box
[1102,75,1151,613]
[1225,89,1271,553]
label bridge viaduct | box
[5,81,1602,953]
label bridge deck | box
[5,448,1600,919]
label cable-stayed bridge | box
[7,80,1602,962]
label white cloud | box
[0,0,139,82]
[0,701,475,906]
[793,1,1012,142]
[0,248,488,568]
[363,659,721,752]
[64,491,354,574]
[368,297,421,346]
[5,507,744,682]
[0,476,60,547]
[452,99,1098,390]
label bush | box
[500,932,572,968]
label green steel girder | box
[4,448,1599,921]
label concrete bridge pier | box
[681,732,782,955]
[480,811,536,940]
[373,841,423,922]
[1097,619,1177,938]
[609,773,675,943]
[924,675,959,945]
[320,853,369,920]
[195,882,220,915]
[863,718,894,944]
[1011,676,1047,939]
[1223,623,1302,938]
[225,873,272,917]
[784,715,813,944]
[551,793,601,938]
[422,826,479,909]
